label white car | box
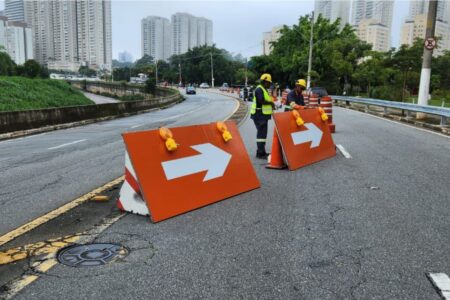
[199,82,210,88]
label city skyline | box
[0,0,418,61]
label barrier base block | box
[329,123,336,133]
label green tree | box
[112,67,131,82]
[134,54,154,69]
[0,49,16,76]
[144,77,156,93]
[23,60,41,78]
[78,66,97,77]
[250,15,370,93]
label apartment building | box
[262,25,283,55]
[314,0,351,28]
[5,0,112,71]
[0,15,33,64]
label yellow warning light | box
[159,127,177,151]
[318,107,328,122]
[292,110,304,127]
[216,122,232,142]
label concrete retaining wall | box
[68,81,172,99]
[0,85,182,134]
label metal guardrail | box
[332,95,450,126]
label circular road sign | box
[424,38,437,50]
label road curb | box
[205,90,250,126]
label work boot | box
[256,152,269,159]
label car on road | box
[219,83,229,92]
[307,87,328,104]
[199,82,209,89]
[186,86,196,95]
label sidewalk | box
[82,91,120,104]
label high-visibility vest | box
[251,85,273,115]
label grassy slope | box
[0,77,93,112]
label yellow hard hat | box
[260,73,272,83]
[295,79,306,88]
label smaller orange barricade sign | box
[122,121,260,222]
[272,109,336,171]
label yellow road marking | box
[2,214,125,300]
[0,235,80,265]
[0,176,124,247]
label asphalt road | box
[0,91,237,235]
[4,99,450,299]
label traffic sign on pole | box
[272,109,336,170]
[121,121,260,222]
[424,37,437,50]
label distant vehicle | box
[307,87,328,104]
[219,83,229,91]
[186,86,196,95]
[200,82,209,89]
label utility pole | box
[178,62,182,85]
[210,52,215,88]
[245,58,248,87]
[417,0,438,119]
[307,11,314,89]
[155,60,158,85]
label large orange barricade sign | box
[121,121,260,222]
[273,109,336,171]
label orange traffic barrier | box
[303,93,310,106]
[320,96,335,133]
[121,121,260,222]
[271,108,336,170]
[308,93,318,107]
[117,151,150,216]
[281,90,288,105]
[266,129,287,169]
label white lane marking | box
[428,273,450,300]
[337,107,450,139]
[131,124,145,129]
[48,139,87,150]
[0,133,48,144]
[336,144,352,158]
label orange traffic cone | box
[266,129,287,169]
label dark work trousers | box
[253,118,269,155]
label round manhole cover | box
[57,243,129,267]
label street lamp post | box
[210,52,215,88]
[307,11,314,89]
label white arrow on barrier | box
[291,123,323,148]
[161,143,232,182]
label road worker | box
[251,73,275,159]
[285,79,306,111]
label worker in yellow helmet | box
[250,73,275,159]
[285,79,306,112]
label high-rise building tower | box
[314,0,351,28]
[118,51,133,63]
[142,16,171,61]
[262,26,282,55]
[4,0,112,71]
[409,0,447,21]
[352,0,394,29]
[0,15,33,64]
[400,0,450,56]
[4,0,25,21]
[352,0,394,52]
[171,13,213,56]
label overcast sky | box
[0,0,411,60]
